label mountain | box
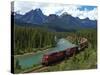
[80,18,97,28]
[14,12,23,20]
[15,9,47,24]
[13,9,97,31]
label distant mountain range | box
[12,8,97,32]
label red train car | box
[42,51,66,65]
[42,46,78,65]
[65,46,78,57]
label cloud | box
[14,1,34,14]
[62,5,97,20]
[14,1,97,20]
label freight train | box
[42,38,88,66]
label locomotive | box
[42,38,88,66]
[42,50,66,65]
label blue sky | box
[14,1,97,20]
[78,6,97,11]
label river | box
[14,38,76,69]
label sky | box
[13,1,98,20]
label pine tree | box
[16,59,21,70]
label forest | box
[14,25,97,56]
[14,25,57,55]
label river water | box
[14,38,76,69]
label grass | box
[43,46,97,72]
[14,64,42,73]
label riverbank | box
[14,48,50,58]
[14,38,73,58]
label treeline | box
[14,25,56,55]
[66,29,97,48]
[76,29,97,48]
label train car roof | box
[45,38,77,55]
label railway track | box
[31,66,48,72]
[24,65,48,73]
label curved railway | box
[41,37,88,66]
[25,37,88,73]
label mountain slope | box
[13,9,97,31]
